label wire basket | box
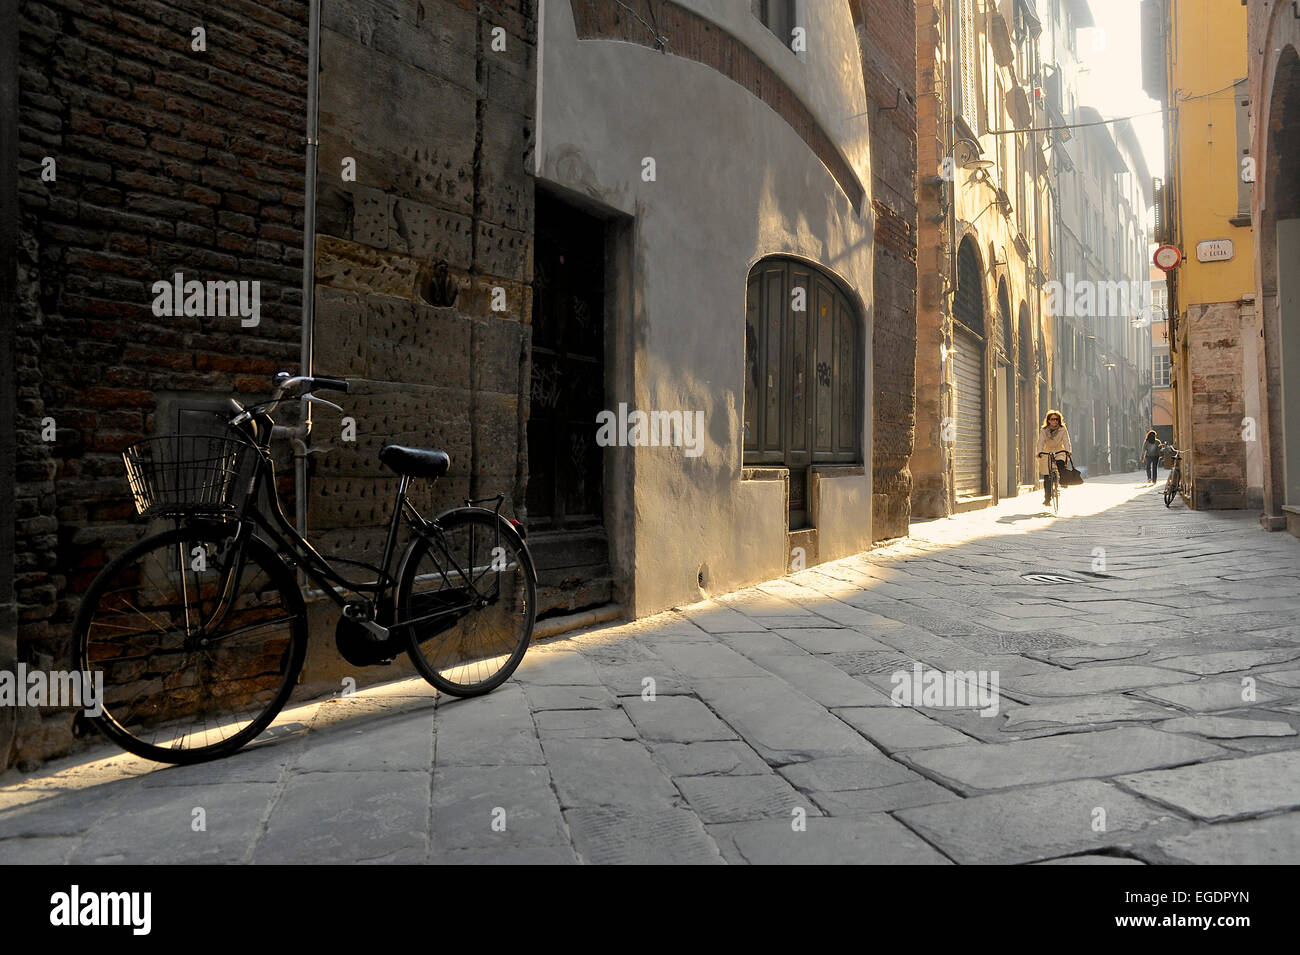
[122,432,255,517]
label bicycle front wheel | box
[397,508,536,697]
[73,525,307,763]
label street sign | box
[1196,239,1234,262]
[1153,245,1182,271]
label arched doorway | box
[953,239,988,499]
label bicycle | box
[1161,443,1187,508]
[1038,449,1073,516]
[72,372,538,764]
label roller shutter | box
[953,329,987,497]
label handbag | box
[1058,459,1084,486]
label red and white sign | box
[1153,245,1183,272]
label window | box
[957,0,980,133]
[744,257,864,468]
[1234,78,1251,222]
[1154,353,1171,387]
[753,0,796,49]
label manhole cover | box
[1021,573,1083,583]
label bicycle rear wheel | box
[73,525,307,763]
[1163,468,1179,507]
[397,508,536,697]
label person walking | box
[1036,410,1072,506]
[1142,430,1161,485]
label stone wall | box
[309,0,536,566]
[854,0,918,541]
[11,0,310,767]
[1185,301,1249,509]
[912,0,952,518]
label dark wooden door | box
[526,191,611,616]
[528,192,605,531]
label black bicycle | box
[1162,443,1187,508]
[1038,449,1073,516]
[72,373,537,763]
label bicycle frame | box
[189,430,504,644]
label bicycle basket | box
[122,431,255,517]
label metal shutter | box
[953,329,986,497]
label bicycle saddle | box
[379,445,450,479]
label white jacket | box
[1036,425,1072,476]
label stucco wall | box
[538,0,875,616]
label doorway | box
[527,189,612,615]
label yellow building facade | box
[1145,0,1261,508]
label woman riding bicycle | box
[1036,409,1073,506]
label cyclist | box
[1036,409,1072,507]
[1142,429,1161,485]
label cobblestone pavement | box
[3,475,1300,864]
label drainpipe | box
[296,0,322,536]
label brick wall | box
[12,0,310,767]
[855,0,918,539]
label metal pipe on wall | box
[297,0,322,538]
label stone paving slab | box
[675,773,811,824]
[564,807,723,864]
[1151,649,1300,675]
[522,684,619,710]
[776,754,919,792]
[1000,695,1178,731]
[804,778,960,816]
[1033,854,1146,864]
[834,706,974,752]
[439,846,579,865]
[708,814,952,864]
[1157,716,1297,739]
[735,647,896,708]
[1116,749,1300,821]
[0,836,79,865]
[620,695,738,743]
[648,741,770,778]
[902,727,1227,793]
[254,771,429,864]
[771,627,896,653]
[646,640,771,679]
[689,677,882,763]
[1139,678,1284,712]
[434,688,545,766]
[541,738,680,810]
[430,765,567,851]
[1005,665,1198,697]
[1153,813,1300,864]
[534,708,639,740]
[896,779,1188,865]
